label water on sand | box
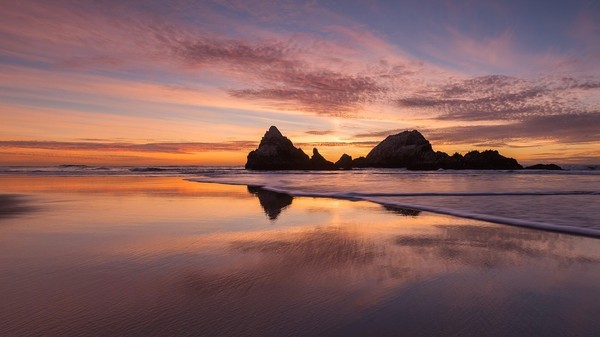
[0,175,599,336]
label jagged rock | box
[246,126,524,171]
[335,153,353,170]
[245,126,310,170]
[363,130,522,170]
[309,148,337,170]
[245,126,336,170]
[461,150,522,170]
[525,163,562,170]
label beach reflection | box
[0,176,598,336]
[247,185,293,220]
[0,195,35,219]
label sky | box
[0,0,598,165]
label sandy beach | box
[0,175,599,336]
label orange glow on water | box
[1,176,599,335]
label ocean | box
[2,165,599,237]
[1,171,599,336]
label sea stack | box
[246,126,339,170]
[365,130,441,169]
[245,126,311,170]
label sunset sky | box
[1,0,598,165]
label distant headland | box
[245,126,560,171]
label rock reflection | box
[0,194,34,219]
[247,185,293,220]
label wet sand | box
[0,175,599,336]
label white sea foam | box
[188,169,600,238]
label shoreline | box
[188,178,600,239]
[1,172,598,238]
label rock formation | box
[525,163,562,170]
[459,150,522,170]
[245,126,337,170]
[309,148,337,170]
[365,130,440,169]
[246,126,524,171]
[351,156,369,168]
[364,130,521,170]
[245,126,311,170]
[335,153,353,170]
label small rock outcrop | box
[309,148,337,170]
[335,153,353,170]
[460,150,522,170]
[525,163,562,170]
[245,126,310,170]
[351,156,369,168]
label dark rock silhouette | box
[351,156,369,168]
[525,163,562,170]
[245,126,310,170]
[382,205,421,216]
[335,153,353,170]
[366,130,438,168]
[459,150,522,170]
[309,148,337,170]
[364,130,522,170]
[247,186,293,220]
[246,127,523,170]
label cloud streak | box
[424,112,600,145]
[398,75,599,122]
[0,140,257,154]
[0,139,380,155]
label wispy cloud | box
[296,141,379,148]
[0,140,256,154]
[0,139,380,155]
[398,75,599,122]
[353,129,407,139]
[305,130,336,136]
[424,112,600,145]
[171,37,392,115]
[173,38,292,69]
[229,71,385,115]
